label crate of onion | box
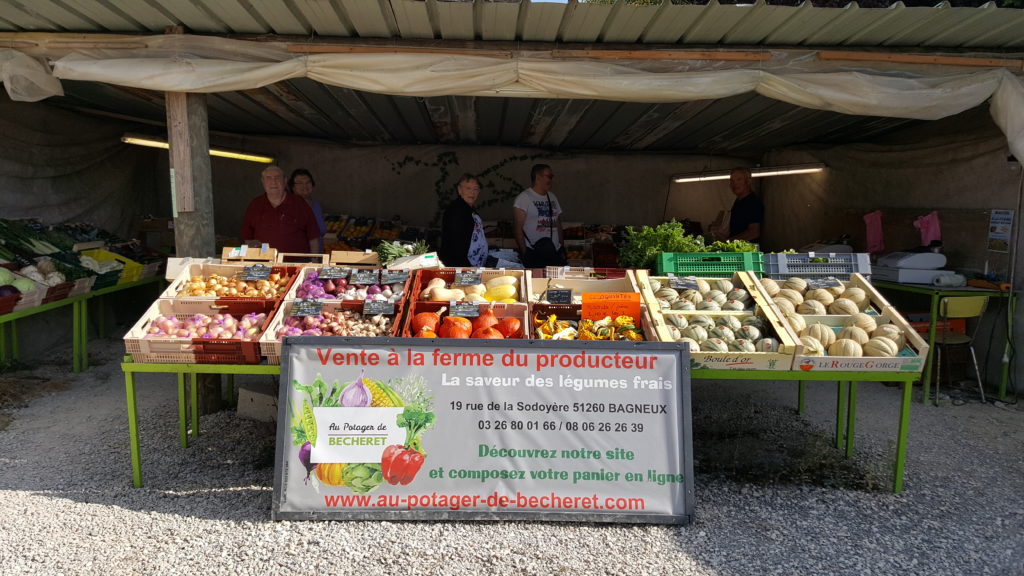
[160,263,298,303]
[260,300,401,365]
[283,266,410,309]
[124,299,277,364]
[757,274,927,373]
[635,270,802,370]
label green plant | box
[617,220,705,269]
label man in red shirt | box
[241,165,320,253]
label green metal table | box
[872,280,1016,402]
[121,359,919,493]
[0,276,164,373]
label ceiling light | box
[673,163,826,183]
[121,134,274,164]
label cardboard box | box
[329,250,380,269]
[222,246,278,263]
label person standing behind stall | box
[440,174,488,267]
[288,168,327,252]
[241,165,320,254]
[727,167,763,244]
[514,164,566,268]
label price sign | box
[318,266,349,279]
[581,292,641,322]
[363,300,395,315]
[546,289,573,304]
[350,269,379,286]
[806,277,843,289]
[669,276,700,290]
[449,301,480,318]
[380,270,409,285]
[292,299,323,317]
[453,270,483,286]
[241,264,271,281]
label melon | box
[777,288,804,306]
[697,299,721,311]
[681,325,708,342]
[737,325,761,342]
[800,336,825,356]
[720,315,742,332]
[773,297,796,316]
[756,337,779,352]
[826,281,847,298]
[782,277,808,294]
[802,323,836,347]
[695,278,711,294]
[741,315,765,329]
[872,324,905,348]
[709,325,735,342]
[688,314,715,328]
[849,312,878,333]
[676,337,700,352]
[863,337,899,357]
[759,277,781,297]
[702,338,729,352]
[721,299,746,311]
[648,279,662,292]
[705,289,728,305]
[730,339,756,353]
[784,312,806,333]
[828,298,859,315]
[727,288,750,304]
[837,325,870,346]
[797,300,827,315]
[829,338,863,357]
[671,299,696,311]
[666,314,688,330]
[679,289,702,304]
[654,287,679,303]
[710,279,733,293]
[805,288,835,306]
[843,286,868,310]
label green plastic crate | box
[655,252,764,277]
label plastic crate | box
[124,299,278,364]
[401,301,528,338]
[81,248,143,284]
[40,280,74,304]
[0,264,43,312]
[261,299,402,364]
[0,293,19,315]
[764,252,871,280]
[656,252,764,277]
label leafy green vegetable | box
[396,408,436,454]
[618,220,705,269]
[342,463,384,493]
[705,239,759,253]
[374,240,431,267]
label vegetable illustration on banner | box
[288,370,436,493]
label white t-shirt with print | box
[514,188,562,250]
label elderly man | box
[241,165,320,253]
[727,168,763,244]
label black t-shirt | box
[729,193,764,242]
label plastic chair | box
[933,296,988,406]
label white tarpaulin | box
[1,35,1022,158]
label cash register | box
[873,251,951,284]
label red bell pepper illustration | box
[381,407,434,485]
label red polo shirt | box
[241,193,320,253]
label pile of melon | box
[647,277,755,312]
[661,312,779,353]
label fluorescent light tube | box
[121,134,274,164]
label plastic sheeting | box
[1,35,1022,158]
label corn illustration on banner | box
[273,337,693,524]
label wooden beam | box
[287,44,513,59]
[819,50,1024,70]
[550,50,770,61]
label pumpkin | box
[676,337,700,352]
[802,323,836,347]
[438,316,472,338]
[800,336,825,356]
[756,337,779,352]
[760,277,781,297]
[784,312,807,333]
[727,288,750,304]
[415,327,438,338]
[315,462,346,486]
[843,287,868,309]
[805,288,835,306]
[782,277,808,294]
[472,305,499,332]
[411,308,445,334]
[828,338,863,357]
[471,326,504,339]
[709,325,736,342]
[863,337,899,357]
[720,315,742,331]
[706,289,728,305]
[797,300,827,315]
[849,312,878,333]
[729,338,756,353]
[837,326,870,345]
[738,325,761,342]
[681,325,708,342]
[872,324,905,348]
[828,298,859,316]
[688,314,715,328]
[697,299,721,311]
[777,288,804,306]
[773,297,796,316]
[702,338,730,352]
[494,317,522,338]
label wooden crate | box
[161,263,298,302]
[330,250,380,269]
[260,299,402,365]
[221,246,278,263]
[791,306,928,373]
[282,266,412,311]
[413,269,530,304]
[528,273,639,305]
[529,303,659,341]
[124,299,277,364]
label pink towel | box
[913,211,942,246]
[863,210,884,254]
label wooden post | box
[165,90,222,412]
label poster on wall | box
[272,337,693,524]
[987,209,1013,252]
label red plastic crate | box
[401,301,528,339]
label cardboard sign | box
[581,292,641,322]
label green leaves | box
[618,220,705,269]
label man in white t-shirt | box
[513,164,566,268]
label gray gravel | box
[1,337,1022,576]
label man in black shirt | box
[727,168,763,244]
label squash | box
[802,323,836,347]
[485,284,518,301]
[463,283,487,296]
[759,277,781,297]
[495,317,522,338]
[411,308,445,334]
[837,325,870,345]
[848,312,878,333]
[797,300,827,315]
[463,293,488,303]
[828,338,863,357]
[315,462,346,486]
[800,336,825,356]
[805,288,835,306]
[828,298,859,316]
[863,336,899,357]
[782,277,808,294]
[426,277,446,290]
[472,305,499,333]
[485,275,518,289]
[471,326,504,339]
[438,316,472,338]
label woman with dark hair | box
[288,168,327,252]
[440,174,488,267]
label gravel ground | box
[1,337,1022,576]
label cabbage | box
[11,277,36,293]
[0,268,13,285]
